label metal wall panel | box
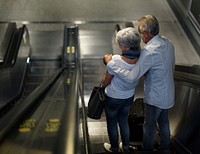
[169,78,200,153]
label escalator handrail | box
[54,25,91,154]
[0,23,16,67]
[54,66,80,154]
[0,25,26,69]
[55,25,91,154]
[175,64,200,75]
[174,71,200,87]
[10,25,27,66]
[0,25,30,112]
[0,67,65,142]
[79,82,92,154]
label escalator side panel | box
[169,77,200,153]
[0,26,30,110]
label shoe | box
[104,142,119,153]
[119,142,130,152]
[129,145,137,151]
[119,142,137,152]
[119,142,123,151]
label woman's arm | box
[102,71,113,87]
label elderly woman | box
[103,27,141,152]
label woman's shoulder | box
[121,56,138,64]
[112,54,121,58]
[112,54,137,65]
[111,54,121,61]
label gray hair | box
[138,15,159,36]
[116,27,141,50]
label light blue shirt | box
[107,35,175,109]
[105,55,139,99]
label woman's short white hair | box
[116,27,141,49]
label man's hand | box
[103,54,112,65]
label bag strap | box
[97,80,105,101]
[99,80,104,87]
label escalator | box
[83,64,200,154]
[80,23,200,154]
[20,25,64,99]
[21,58,62,98]
[0,22,200,154]
[62,24,200,154]
[0,25,84,154]
[0,67,66,154]
[0,23,64,117]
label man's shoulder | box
[145,35,173,51]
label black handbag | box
[87,82,105,119]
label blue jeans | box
[143,104,170,150]
[105,95,133,150]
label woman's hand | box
[103,54,112,65]
[102,71,113,87]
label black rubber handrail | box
[175,64,200,75]
[0,25,25,69]
[0,23,16,67]
[79,81,92,154]
[0,25,30,114]
[174,71,200,86]
[54,25,91,154]
[54,67,79,154]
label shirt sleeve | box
[106,50,152,83]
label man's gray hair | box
[116,27,141,49]
[138,15,159,36]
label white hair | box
[138,15,159,36]
[116,27,141,49]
